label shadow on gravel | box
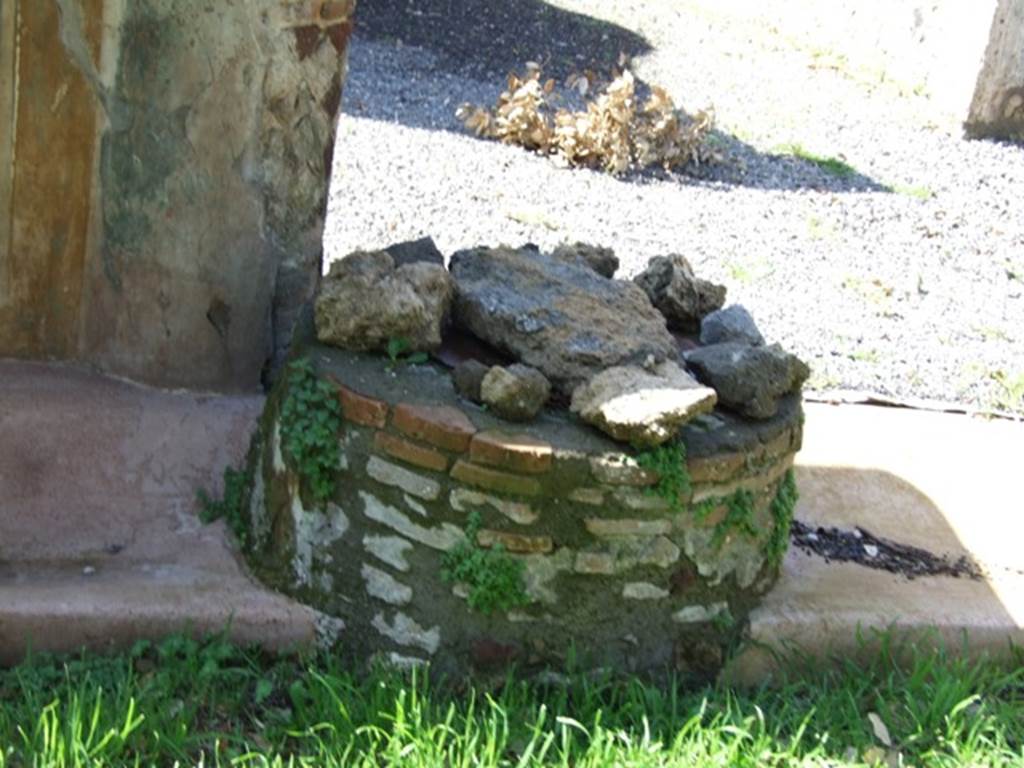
[355,0,652,82]
[352,0,891,194]
[674,131,890,192]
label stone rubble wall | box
[245,349,803,678]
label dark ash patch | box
[791,521,983,581]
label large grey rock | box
[685,343,810,420]
[481,364,551,422]
[552,242,620,278]
[570,361,717,446]
[700,305,765,347]
[634,255,726,333]
[449,246,676,395]
[315,251,452,353]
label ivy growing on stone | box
[386,336,429,367]
[694,489,760,550]
[280,358,343,506]
[634,440,691,513]
[765,469,798,568]
[197,464,252,547]
[441,512,529,615]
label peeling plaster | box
[52,0,120,122]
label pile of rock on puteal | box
[314,237,809,446]
[240,237,810,680]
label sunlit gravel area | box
[324,0,1024,415]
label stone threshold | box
[726,402,1024,684]
[0,561,317,665]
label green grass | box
[989,369,1024,413]
[776,143,858,179]
[890,183,934,200]
[0,634,1021,766]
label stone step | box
[0,360,263,563]
[0,562,317,665]
[0,360,315,664]
[727,403,1024,683]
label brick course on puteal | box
[469,431,553,475]
[329,377,389,428]
[393,403,477,452]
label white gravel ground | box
[324,1,1024,415]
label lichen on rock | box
[315,250,452,353]
[571,361,717,446]
[480,364,551,422]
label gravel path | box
[324,0,1024,416]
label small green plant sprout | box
[710,605,735,634]
[441,512,529,615]
[989,369,1024,413]
[765,469,798,569]
[386,337,429,367]
[280,358,343,506]
[197,465,251,547]
[634,440,691,513]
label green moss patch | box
[441,512,529,615]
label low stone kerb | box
[477,529,554,554]
[393,403,477,452]
[374,431,449,472]
[687,452,747,485]
[469,431,553,474]
[450,460,542,497]
[589,455,657,486]
[574,551,617,575]
[366,456,442,501]
[585,518,672,537]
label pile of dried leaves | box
[456,64,717,175]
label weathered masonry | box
[243,340,804,678]
[0,0,355,390]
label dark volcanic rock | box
[634,254,726,333]
[452,359,489,402]
[450,246,676,395]
[685,342,810,419]
[480,363,551,421]
[700,304,765,347]
[384,236,446,268]
[552,242,620,278]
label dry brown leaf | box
[456,64,715,176]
